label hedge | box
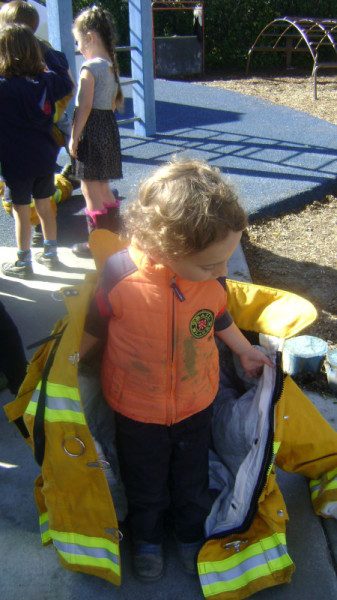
[72,1,337,73]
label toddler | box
[81,159,272,581]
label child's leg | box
[32,174,57,239]
[100,181,119,208]
[171,405,213,543]
[72,180,120,257]
[99,181,121,233]
[72,179,101,256]
[81,180,105,211]
[12,204,31,251]
[1,179,33,278]
[33,175,60,269]
[115,413,171,544]
[170,405,213,574]
[115,413,168,581]
[34,197,57,242]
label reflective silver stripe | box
[40,519,49,535]
[310,472,337,500]
[53,540,119,565]
[26,386,86,424]
[30,390,82,413]
[39,513,52,544]
[199,543,288,586]
[39,518,120,571]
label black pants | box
[115,404,213,544]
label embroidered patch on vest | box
[189,309,214,338]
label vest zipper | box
[169,277,185,423]
[170,277,186,363]
[206,352,285,541]
[171,277,186,302]
[171,282,175,363]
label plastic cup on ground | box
[282,335,327,376]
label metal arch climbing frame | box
[246,17,337,100]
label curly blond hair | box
[124,158,248,259]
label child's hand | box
[217,322,274,378]
[69,136,78,158]
[238,347,273,378]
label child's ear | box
[88,31,98,45]
[84,32,93,47]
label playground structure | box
[46,0,156,137]
[152,1,204,78]
[246,17,337,99]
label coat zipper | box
[170,276,185,363]
[168,277,185,423]
[206,351,285,541]
[171,281,175,363]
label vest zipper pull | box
[171,278,185,302]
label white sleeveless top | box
[76,57,118,109]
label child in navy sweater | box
[0,24,73,278]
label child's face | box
[164,231,242,282]
[73,29,91,59]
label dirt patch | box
[241,195,337,345]
[203,72,337,393]
[202,71,337,125]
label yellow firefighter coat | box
[4,235,337,598]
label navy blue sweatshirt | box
[0,60,73,181]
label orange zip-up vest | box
[100,246,230,425]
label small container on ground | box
[282,335,327,376]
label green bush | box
[204,0,337,71]
[71,1,337,74]
[152,5,195,37]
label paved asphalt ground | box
[0,80,337,599]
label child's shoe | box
[35,252,60,270]
[176,539,202,575]
[2,260,33,279]
[133,541,164,581]
[72,241,92,258]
